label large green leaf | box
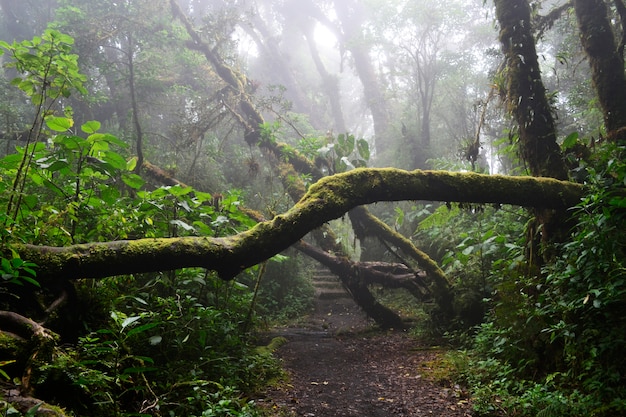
[121,173,145,189]
[81,121,101,135]
[45,116,73,132]
[102,150,128,171]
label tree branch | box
[13,169,583,284]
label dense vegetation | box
[0,1,624,416]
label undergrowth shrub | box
[253,250,315,323]
[461,143,626,416]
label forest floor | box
[258,271,474,417]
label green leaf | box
[54,134,85,150]
[126,322,159,337]
[462,245,475,256]
[43,179,67,197]
[121,316,141,330]
[22,195,38,210]
[167,185,193,197]
[192,221,214,236]
[121,173,145,189]
[102,150,128,170]
[47,160,71,172]
[126,156,138,171]
[100,186,121,204]
[233,281,249,290]
[45,116,73,132]
[1,258,12,273]
[102,133,127,148]
[346,133,355,153]
[356,138,370,161]
[18,276,40,288]
[562,132,579,150]
[87,131,109,145]
[170,219,195,232]
[31,93,44,105]
[609,196,626,208]
[24,403,43,417]
[271,254,289,263]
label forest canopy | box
[0,1,625,417]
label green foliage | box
[0,30,88,226]
[0,29,87,106]
[459,143,626,416]
[536,143,626,411]
[253,252,315,323]
[0,30,276,417]
[316,132,370,174]
[31,269,283,417]
[1,251,38,288]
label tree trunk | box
[302,20,347,133]
[574,0,626,142]
[333,0,391,146]
[494,0,568,180]
[349,206,453,316]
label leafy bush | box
[460,143,626,416]
[253,251,315,323]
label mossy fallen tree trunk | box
[15,168,583,284]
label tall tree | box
[333,0,391,147]
[573,0,626,142]
[494,0,568,180]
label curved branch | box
[14,169,583,284]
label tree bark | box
[574,0,626,142]
[295,241,420,329]
[494,0,568,179]
[349,206,453,314]
[13,169,583,283]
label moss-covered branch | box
[349,206,451,308]
[16,169,583,283]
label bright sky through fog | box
[313,23,337,48]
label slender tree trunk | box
[301,20,347,133]
[127,34,144,174]
[574,0,626,142]
[333,0,390,147]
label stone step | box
[312,281,343,289]
[312,274,337,282]
[316,289,351,300]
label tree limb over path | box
[17,168,583,283]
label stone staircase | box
[312,267,351,300]
[308,266,374,332]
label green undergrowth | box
[432,143,626,416]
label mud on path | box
[259,272,473,417]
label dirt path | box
[260,271,473,417]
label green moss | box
[0,331,26,361]
[254,336,288,355]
